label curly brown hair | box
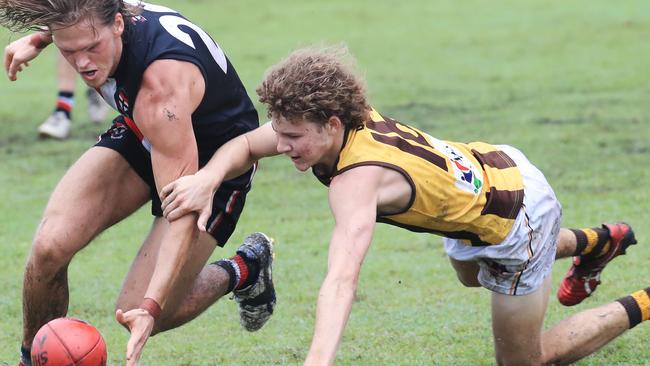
[256,45,371,129]
[0,0,142,32]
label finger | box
[126,329,147,366]
[163,199,179,219]
[159,181,175,200]
[167,207,186,221]
[116,309,134,332]
[161,200,169,216]
[161,191,177,213]
[7,61,16,80]
[161,192,177,216]
[125,337,137,366]
[8,59,20,80]
[197,210,210,231]
[126,335,137,365]
[116,309,127,326]
[4,49,12,73]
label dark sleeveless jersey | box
[97,1,258,166]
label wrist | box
[28,32,51,49]
[139,297,162,320]
[196,169,222,192]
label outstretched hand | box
[116,308,155,366]
[160,173,217,231]
[4,34,47,81]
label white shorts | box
[444,145,562,295]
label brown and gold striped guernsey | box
[313,109,525,246]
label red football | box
[31,317,107,366]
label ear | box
[326,116,343,133]
[113,13,125,36]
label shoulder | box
[330,165,384,194]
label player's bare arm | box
[160,121,279,229]
[115,58,205,365]
[304,166,381,366]
[4,31,52,81]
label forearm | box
[199,122,280,187]
[143,214,198,308]
[201,134,257,184]
[305,276,357,366]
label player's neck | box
[325,127,347,169]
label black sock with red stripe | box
[20,345,31,366]
[214,254,259,294]
[616,287,650,329]
[54,91,74,119]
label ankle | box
[214,253,259,293]
[570,227,609,258]
[20,345,31,366]
[616,287,650,329]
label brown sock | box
[570,227,610,258]
[617,287,650,329]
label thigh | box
[203,169,254,246]
[95,115,159,213]
[448,257,481,287]
[491,275,551,366]
[37,146,149,257]
[115,217,218,316]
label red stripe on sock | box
[234,254,249,289]
[56,100,73,112]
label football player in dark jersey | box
[160,46,643,365]
[2,1,275,364]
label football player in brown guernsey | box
[160,45,642,365]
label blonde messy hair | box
[0,0,142,32]
[256,45,371,129]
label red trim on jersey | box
[123,116,144,141]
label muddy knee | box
[29,218,81,273]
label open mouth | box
[81,70,98,79]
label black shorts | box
[95,115,253,246]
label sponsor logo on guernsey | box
[132,14,147,23]
[109,121,128,140]
[117,89,130,115]
[425,134,483,194]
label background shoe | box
[37,111,71,139]
[233,232,276,332]
[86,88,109,124]
[558,223,637,306]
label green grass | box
[1,0,650,364]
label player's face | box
[52,14,125,88]
[272,116,342,172]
